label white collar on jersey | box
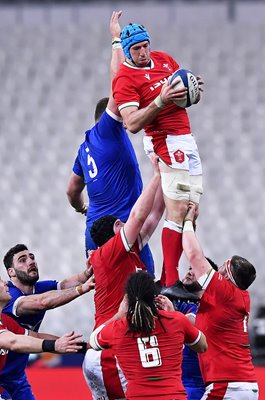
[123,59,154,70]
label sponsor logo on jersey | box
[144,73,151,80]
[150,77,167,91]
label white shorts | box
[143,133,202,175]
[202,382,259,400]
[83,348,126,400]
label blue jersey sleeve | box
[72,154,84,178]
[173,300,198,316]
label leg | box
[159,162,189,287]
[83,348,126,400]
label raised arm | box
[182,202,212,280]
[122,156,161,247]
[15,274,95,316]
[107,10,124,116]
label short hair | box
[90,215,118,247]
[94,97,109,122]
[230,255,256,290]
[3,244,28,269]
[206,257,218,272]
[126,271,159,335]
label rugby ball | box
[169,68,199,108]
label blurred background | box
[0,0,265,397]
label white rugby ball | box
[169,68,199,108]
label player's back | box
[196,272,256,384]
[76,110,142,224]
[91,230,145,328]
[106,310,196,399]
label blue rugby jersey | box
[73,108,154,275]
[1,280,58,381]
[73,109,143,241]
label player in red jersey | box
[89,270,207,400]
[112,19,204,287]
[83,155,164,399]
[182,202,259,399]
[0,276,88,399]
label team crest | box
[163,63,171,71]
[174,150,185,163]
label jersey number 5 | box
[137,336,162,368]
[87,153,98,179]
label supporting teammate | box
[182,202,259,399]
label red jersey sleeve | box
[96,321,117,349]
[178,312,201,346]
[1,314,26,335]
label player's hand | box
[160,80,187,105]
[149,152,160,177]
[55,331,84,353]
[194,75,204,104]
[184,201,197,223]
[155,295,175,312]
[110,10,122,38]
[81,274,95,294]
[75,203,88,216]
[197,76,204,92]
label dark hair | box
[230,255,256,290]
[3,244,28,269]
[206,257,218,272]
[94,97,109,122]
[126,271,159,335]
[90,215,118,247]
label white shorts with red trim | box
[143,133,202,174]
[202,382,259,400]
[83,348,126,400]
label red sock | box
[161,221,183,287]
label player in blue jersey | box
[66,11,155,276]
[1,243,95,400]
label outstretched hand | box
[55,331,84,353]
[110,10,122,38]
[185,201,197,223]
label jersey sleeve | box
[90,322,115,350]
[200,270,234,304]
[96,110,124,141]
[72,153,84,178]
[113,72,141,110]
[1,314,26,335]
[180,313,201,346]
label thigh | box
[83,348,126,400]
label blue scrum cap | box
[121,23,150,61]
